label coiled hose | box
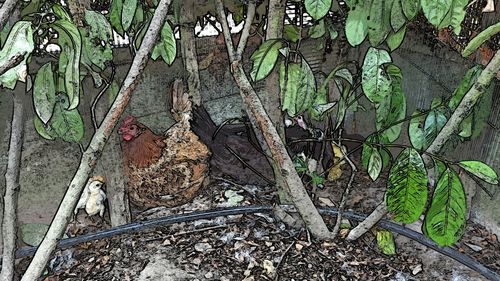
[14,206,500,281]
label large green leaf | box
[424,168,466,247]
[20,223,49,247]
[250,39,283,81]
[361,47,392,104]
[458,160,498,185]
[109,0,124,36]
[284,24,301,42]
[308,20,326,39]
[310,67,352,120]
[421,0,452,27]
[280,60,317,117]
[376,64,406,143]
[391,0,407,31]
[21,0,43,17]
[362,135,391,171]
[53,19,82,110]
[85,10,113,41]
[50,95,85,142]
[386,148,428,224]
[387,25,407,51]
[0,21,34,89]
[462,22,500,57]
[368,149,383,181]
[151,21,176,65]
[401,0,420,20]
[423,110,447,149]
[367,0,393,46]
[345,0,370,46]
[438,0,468,35]
[409,110,426,150]
[305,0,332,20]
[33,63,56,124]
[122,0,138,31]
[448,66,482,110]
[34,115,56,140]
[80,28,113,70]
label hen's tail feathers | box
[191,104,218,145]
[171,79,192,123]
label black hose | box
[14,206,500,281]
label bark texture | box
[180,1,202,105]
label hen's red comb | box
[122,115,136,126]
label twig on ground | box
[274,240,295,280]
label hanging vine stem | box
[91,64,116,130]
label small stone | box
[262,259,275,274]
[412,264,423,275]
[464,242,483,252]
[191,258,202,266]
[244,269,251,276]
[318,197,335,207]
[265,241,272,247]
[295,243,304,251]
[204,272,214,278]
[163,239,171,245]
[194,242,212,252]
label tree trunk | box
[0,93,24,281]
[347,50,500,241]
[20,1,172,279]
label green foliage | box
[361,47,392,104]
[437,0,468,35]
[33,63,56,124]
[386,148,428,224]
[376,230,396,255]
[151,21,177,65]
[462,22,500,57]
[311,67,352,121]
[423,110,447,149]
[391,0,406,32]
[109,0,125,35]
[424,168,466,246]
[401,0,420,20]
[249,39,283,81]
[122,0,138,31]
[52,16,82,110]
[50,95,85,142]
[0,21,34,89]
[421,0,452,27]
[20,223,50,247]
[81,10,114,71]
[345,0,369,46]
[279,59,316,117]
[368,149,383,181]
[376,64,406,143]
[458,160,499,185]
[308,20,325,39]
[408,110,426,150]
[367,0,393,46]
[304,0,332,20]
[283,24,300,42]
[387,25,407,51]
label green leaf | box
[52,5,72,21]
[231,2,245,25]
[34,115,55,140]
[284,24,300,42]
[85,10,113,41]
[80,27,113,70]
[387,25,407,51]
[409,110,426,150]
[386,148,428,224]
[326,19,339,39]
[470,80,493,138]
[368,149,383,181]
[438,0,468,35]
[376,230,396,255]
[424,168,466,246]
[0,21,34,89]
[280,59,317,117]
[151,21,176,65]
[458,115,472,138]
[345,0,369,46]
[53,19,82,110]
[423,110,447,149]
[401,0,420,20]
[458,161,498,185]
[448,66,482,110]
[421,0,452,27]
[249,39,283,81]
[305,0,332,20]
[308,20,326,39]
[361,47,392,104]
[376,64,406,143]
[462,22,500,57]
[367,0,393,46]
[33,63,56,124]
[21,0,43,17]
[433,159,447,182]
[109,0,124,36]
[50,96,85,142]
[391,0,407,32]
[122,0,138,31]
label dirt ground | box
[15,160,499,281]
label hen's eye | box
[129,126,135,130]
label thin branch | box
[0,53,25,77]
[0,92,24,281]
[91,65,116,130]
[20,1,173,279]
[214,0,236,61]
[0,0,17,31]
[235,1,256,59]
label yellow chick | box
[74,176,107,217]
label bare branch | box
[235,1,256,60]
[214,0,236,61]
[20,1,173,279]
[0,53,25,77]
[0,0,17,31]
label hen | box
[119,81,211,209]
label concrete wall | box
[0,29,498,240]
